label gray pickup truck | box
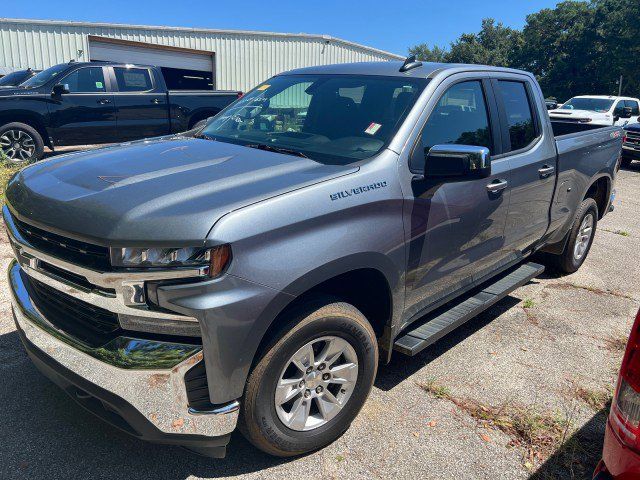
[5,58,620,458]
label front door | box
[49,66,117,145]
[110,66,170,141]
[404,79,512,320]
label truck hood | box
[6,136,357,245]
[549,109,610,121]
[624,122,640,132]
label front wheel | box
[0,122,44,164]
[238,299,378,457]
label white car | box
[549,95,640,126]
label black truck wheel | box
[550,197,599,274]
[0,122,44,164]
[238,299,378,457]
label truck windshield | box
[560,97,615,113]
[20,64,68,89]
[0,70,29,87]
[200,74,428,164]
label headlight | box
[110,245,231,276]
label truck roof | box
[282,61,533,79]
[571,95,640,101]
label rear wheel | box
[0,122,44,164]
[238,299,378,457]
[548,197,598,274]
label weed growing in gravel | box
[604,335,628,352]
[450,398,573,467]
[523,299,535,309]
[573,387,612,411]
[602,228,631,237]
[417,379,451,399]
[418,381,574,469]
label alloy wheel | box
[275,336,358,431]
[0,129,36,163]
[573,213,594,261]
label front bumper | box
[622,145,640,160]
[9,261,239,456]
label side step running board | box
[394,262,545,356]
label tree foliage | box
[408,0,640,100]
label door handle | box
[487,179,508,193]
[97,98,111,105]
[538,165,555,178]
[151,98,162,104]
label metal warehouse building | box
[0,18,402,92]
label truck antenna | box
[399,55,422,73]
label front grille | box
[184,360,213,410]
[13,215,111,270]
[24,271,121,347]
[625,131,640,147]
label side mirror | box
[621,106,633,119]
[424,144,491,178]
[52,83,70,96]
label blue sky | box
[5,0,567,55]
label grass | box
[604,335,628,352]
[0,156,23,206]
[573,387,612,411]
[418,379,451,399]
[602,228,631,237]
[452,398,573,468]
[418,379,573,468]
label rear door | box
[109,66,170,141]
[492,77,557,256]
[404,76,513,318]
[48,66,117,145]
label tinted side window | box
[62,68,106,93]
[497,81,537,152]
[114,68,153,92]
[625,100,640,116]
[412,81,492,171]
[613,101,625,116]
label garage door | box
[89,38,213,73]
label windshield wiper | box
[245,143,308,158]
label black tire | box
[620,156,633,169]
[238,299,378,457]
[0,122,45,164]
[549,197,598,274]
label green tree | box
[408,43,448,62]
[408,0,640,101]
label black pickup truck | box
[0,61,241,163]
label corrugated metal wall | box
[0,19,402,92]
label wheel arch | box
[0,111,50,148]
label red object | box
[595,309,640,479]
[237,92,244,99]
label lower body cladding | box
[9,262,239,457]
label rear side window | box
[62,67,106,93]
[114,68,153,92]
[412,80,492,171]
[625,100,640,116]
[496,80,537,152]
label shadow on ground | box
[0,330,293,480]
[376,295,521,392]
[530,407,607,480]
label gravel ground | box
[0,156,638,480]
